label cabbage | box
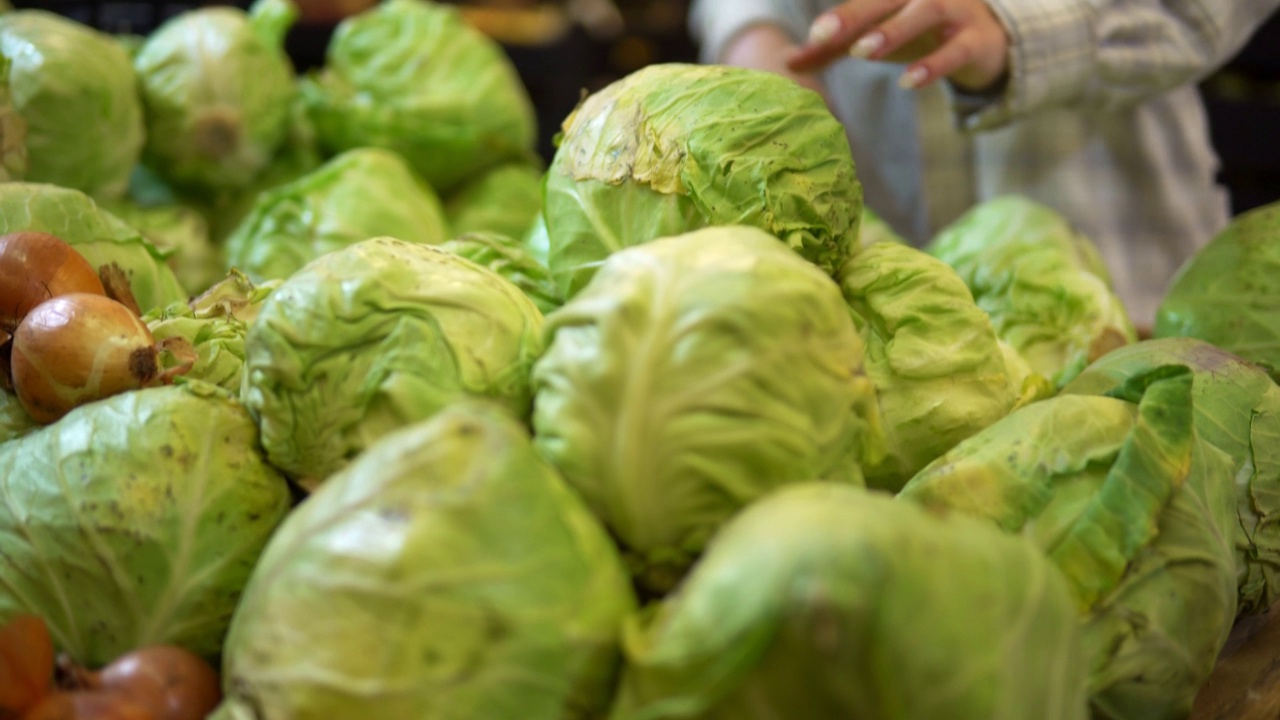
[444,162,543,240]
[214,402,636,720]
[0,183,186,313]
[0,388,35,443]
[0,54,25,181]
[613,484,1088,720]
[900,368,1237,719]
[440,232,560,315]
[225,147,450,282]
[0,11,143,198]
[1063,337,1280,615]
[544,63,862,298]
[300,0,536,194]
[243,237,544,485]
[857,207,905,249]
[101,199,221,297]
[532,225,876,592]
[0,382,292,666]
[838,241,1021,490]
[928,195,1137,388]
[134,0,299,193]
[1156,200,1280,380]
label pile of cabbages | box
[1,0,1280,718]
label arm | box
[688,0,830,99]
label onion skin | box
[0,232,105,334]
[20,691,155,720]
[9,294,159,425]
[0,615,54,719]
[64,648,219,720]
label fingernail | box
[849,32,885,59]
[808,14,841,44]
[899,66,929,89]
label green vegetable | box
[928,195,1137,387]
[0,54,25,182]
[838,241,1021,491]
[532,226,876,592]
[612,484,1088,720]
[134,0,299,193]
[225,147,450,282]
[1062,337,1280,615]
[213,402,636,720]
[0,11,144,198]
[0,382,292,667]
[444,161,543,240]
[0,389,36,443]
[900,368,1237,720]
[101,199,221,297]
[523,211,550,267]
[544,63,862,298]
[145,271,280,393]
[300,0,536,194]
[441,232,561,315]
[1156,200,1280,380]
[0,183,186,313]
[243,237,544,485]
[857,207,904,249]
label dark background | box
[11,0,1280,215]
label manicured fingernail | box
[808,14,841,44]
[849,32,885,59]
[899,66,929,89]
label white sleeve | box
[687,0,820,63]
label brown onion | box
[61,648,218,720]
[0,615,54,718]
[20,691,155,720]
[0,232,105,334]
[9,294,193,425]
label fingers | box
[853,0,945,61]
[786,0,902,73]
[901,26,1007,91]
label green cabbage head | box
[300,0,536,194]
[0,54,26,181]
[532,225,876,592]
[544,63,862,298]
[225,147,450,282]
[213,402,636,720]
[1063,337,1280,616]
[611,483,1088,720]
[0,382,292,667]
[0,10,143,198]
[0,389,35,443]
[900,367,1237,720]
[1156,199,1280,380]
[0,183,186,313]
[838,241,1022,491]
[928,195,1137,388]
[101,198,221,297]
[243,237,544,485]
[441,232,560,315]
[134,0,299,193]
[444,161,543,240]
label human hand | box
[722,23,831,102]
[785,0,1010,93]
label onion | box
[0,231,105,334]
[20,691,155,720]
[60,648,219,720]
[0,615,54,718]
[9,294,194,425]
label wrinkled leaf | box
[441,232,561,315]
[444,162,543,241]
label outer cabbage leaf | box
[0,11,143,198]
[928,195,1137,387]
[900,369,1237,720]
[0,183,186,313]
[243,237,544,485]
[523,211,550,267]
[441,232,561,315]
[0,54,25,181]
[1156,200,1280,380]
[1063,337,1280,615]
[101,199,221,297]
[444,162,543,240]
[0,382,292,667]
[225,147,450,282]
[838,241,1020,490]
[134,0,298,193]
[213,402,636,720]
[532,226,876,592]
[300,0,536,194]
[611,484,1088,720]
[544,63,862,298]
[0,389,35,443]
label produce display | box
[0,0,1278,718]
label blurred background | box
[14,0,1278,215]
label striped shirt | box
[690,0,1280,327]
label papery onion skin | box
[64,647,219,720]
[10,293,159,425]
[0,232,105,334]
[20,690,156,720]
